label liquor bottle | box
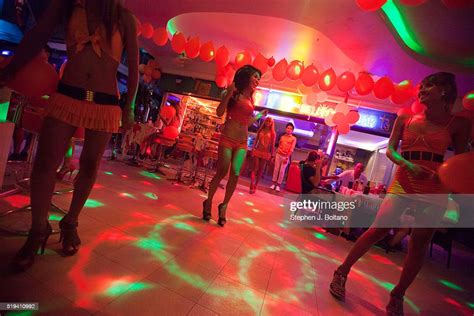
[363,181,371,195]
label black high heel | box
[59,218,81,256]
[217,203,227,227]
[11,222,53,272]
[202,200,212,221]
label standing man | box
[271,122,297,192]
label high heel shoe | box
[59,218,81,256]
[217,203,227,227]
[202,200,212,221]
[11,222,52,272]
[56,165,76,180]
[329,270,347,301]
[386,293,404,316]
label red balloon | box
[397,107,413,116]
[162,126,179,140]
[301,64,318,87]
[462,91,474,110]
[337,71,356,92]
[411,100,426,114]
[355,72,374,95]
[234,51,252,69]
[347,111,360,124]
[199,41,215,62]
[224,64,236,84]
[185,36,200,59]
[318,68,337,91]
[356,0,387,11]
[373,76,394,99]
[215,46,230,67]
[337,124,351,135]
[438,152,474,193]
[215,76,227,88]
[399,0,426,5]
[171,32,186,54]
[152,27,168,46]
[441,0,473,8]
[141,23,154,39]
[286,60,304,80]
[267,56,276,67]
[160,105,176,122]
[332,112,346,125]
[252,53,268,73]
[390,80,414,105]
[272,58,288,82]
[8,57,59,97]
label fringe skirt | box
[44,92,122,133]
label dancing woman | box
[202,65,267,226]
[329,72,471,315]
[1,0,139,271]
[249,117,275,193]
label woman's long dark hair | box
[65,0,126,43]
[228,64,262,108]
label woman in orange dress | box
[329,72,471,315]
[249,117,275,193]
[1,0,139,271]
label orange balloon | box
[171,32,186,54]
[356,0,387,11]
[267,56,275,67]
[185,36,200,59]
[160,105,176,121]
[215,76,227,88]
[272,58,288,82]
[438,152,474,193]
[215,46,230,67]
[199,41,215,62]
[391,80,414,105]
[8,57,58,97]
[152,27,168,46]
[301,64,319,87]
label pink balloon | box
[215,76,227,88]
[185,36,200,59]
[373,76,394,99]
[337,124,351,135]
[252,53,268,73]
[162,126,179,140]
[171,32,186,54]
[215,46,230,67]
[286,60,304,80]
[325,115,336,127]
[152,27,168,46]
[337,71,356,92]
[199,41,215,62]
[141,23,154,39]
[356,0,387,11]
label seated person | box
[327,162,367,188]
[301,151,323,194]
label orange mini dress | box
[219,97,254,150]
[388,116,454,194]
[45,0,124,133]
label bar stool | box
[169,134,195,184]
[197,140,219,193]
[148,134,176,175]
[0,107,67,235]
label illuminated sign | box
[254,88,396,135]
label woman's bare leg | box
[63,129,112,223]
[222,148,247,205]
[29,117,76,230]
[206,145,232,206]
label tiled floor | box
[0,157,473,315]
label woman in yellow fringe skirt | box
[0,0,139,271]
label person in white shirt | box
[333,163,367,188]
